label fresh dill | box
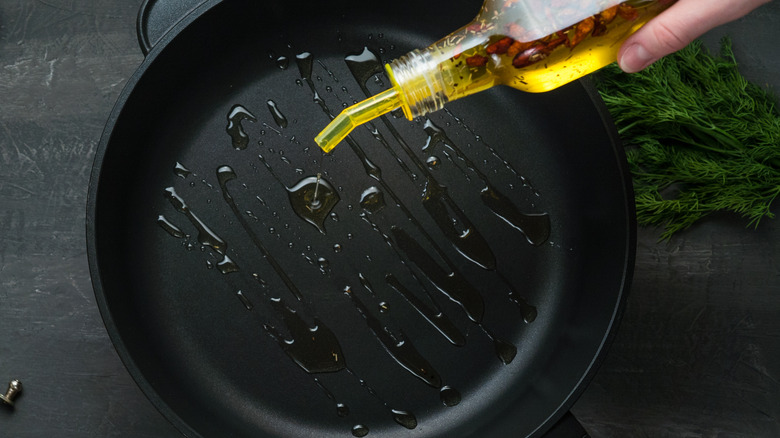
[594,38,780,240]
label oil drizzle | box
[157,214,185,238]
[226,104,257,150]
[444,107,539,195]
[236,290,254,310]
[263,298,345,373]
[345,47,497,271]
[359,186,385,213]
[390,226,484,323]
[164,187,225,253]
[163,187,238,273]
[385,274,465,347]
[439,386,461,407]
[423,119,550,246]
[174,162,191,179]
[344,286,442,388]
[342,49,538,318]
[351,424,369,437]
[216,165,304,301]
[266,99,289,129]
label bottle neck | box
[387,49,448,120]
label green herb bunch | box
[594,38,780,240]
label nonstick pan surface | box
[87,0,636,437]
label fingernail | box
[619,44,654,73]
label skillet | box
[87,0,636,436]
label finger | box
[618,0,771,73]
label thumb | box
[618,0,771,73]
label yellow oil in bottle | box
[315,0,672,152]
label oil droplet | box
[318,257,330,275]
[480,185,550,246]
[378,301,389,313]
[359,187,385,213]
[174,162,191,178]
[493,338,518,365]
[351,425,369,437]
[226,104,257,150]
[263,298,345,374]
[217,254,239,274]
[440,386,461,407]
[422,180,496,271]
[266,100,289,129]
[236,290,254,310]
[330,212,339,222]
[157,215,185,238]
[164,187,226,253]
[358,272,374,295]
[287,175,340,234]
[345,288,441,388]
[295,52,313,81]
[333,243,342,253]
[390,226,484,323]
[426,156,440,169]
[391,410,417,430]
[344,47,383,86]
[337,403,350,418]
[385,274,465,347]
[276,55,289,70]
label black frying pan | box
[87,0,636,437]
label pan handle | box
[136,0,209,55]
[542,411,590,438]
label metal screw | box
[0,380,22,408]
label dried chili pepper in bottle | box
[316,0,674,152]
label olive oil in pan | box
[389,226,484,323]
[236,290,254,310]
[162,187,239,273]
[287,174,340,234]
[156,214,185,238]
[262,293,419,430]
[344,48,498,271]
[356,213,470,348]
[439,385,462,407]
[385,274,466,347]
[173,162,192,179]
[217,165,304,301]
[226,104,257,150]
[444,108,537,194]
[341,49,541,317]
[301,51,499,273]
[266,99,289,129]
[313,377,350,418]
[263,298,345,374]
[255,152,341,234]
[351,424,369,437]
[359,187,385,213]
[422,119,551,246]
[344,286,443,388]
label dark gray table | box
[1,1,778,437]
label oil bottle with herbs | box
[316,0,674,152]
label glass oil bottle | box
[315,0,674,152]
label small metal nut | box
[0,379,22,407]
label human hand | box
[618,0,773,73]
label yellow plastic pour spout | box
[314,87,402,153]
